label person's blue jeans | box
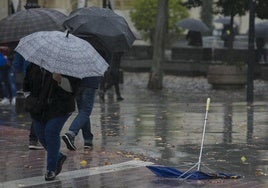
[0,69,9,98]
[68,87,96,145]
[0,67,17,99]
[33,114,70,172]
[8,67,17,98]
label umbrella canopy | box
[146,166,241,180]
[0,8,67,44]
[255,22,268,38]
[15,31,109,79]
[214,17,238,26]
[147,98,241,181]
[63,6,136,52]
[176,18,209,32]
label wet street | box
[0,72,268,188]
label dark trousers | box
[29,122,38,142]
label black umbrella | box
[0,8,67,44]
[255,22,268,39]
[63,6,136,52]
[176,18,209,32]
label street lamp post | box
[103,0,107,8]
[247,0,255,104]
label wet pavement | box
[0,72,268,188]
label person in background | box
[0,51,7,99]
[0,46,17,105]
[62,36,111,151]
[220,24,238,48]
[23,63,80,181]
[99,52,124,101]
[186,30,203,47]
[12,52,43,150]
[256,37,267,64]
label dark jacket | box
[80,76,100,89]
[23,63,80,122]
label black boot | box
[45,171,56,181]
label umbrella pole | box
[177,98,211,181]
[197,98,210,171]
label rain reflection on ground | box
[0,72,267,187]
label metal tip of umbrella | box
[66,30,70,38]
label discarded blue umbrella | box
[146,166,241,180]
[146,98,242,180]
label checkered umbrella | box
[63,6,136,52]
[0,8,67,44]
[15,31,109,79]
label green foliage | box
[213,0,248,17]
[184,0,202,8]
[212,0,268,19]
[130,0,189,43]
[256,0,268,19]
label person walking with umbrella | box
[15,30,109,181]
[176,18,209,47]
[186,30,203,47]
[62,36,112,150]
[23,63,80,181]
[255,22,268,63]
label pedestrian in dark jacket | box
[186,30,203,47]
[23,63,80,181]
[256,37,267,63]
[99,52,124,101]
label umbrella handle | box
[197,98,210,171]
[206,98,210,111]
[66,30,70,38]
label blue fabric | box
[0,69,9,98]
[146,165,241,180]
[0,66,17,98]
[69,87,96,144]
[12,52,30,76]
[8,66,17,97]
[80,76,100,89]
[33,115,70,172]
[0,53,6,66]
